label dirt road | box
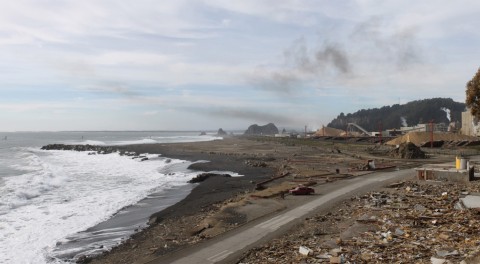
[145,168,415,264]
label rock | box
[216,128,228,136]
[188,173,231,183]
[414,204,427,213]
[148,216,157,225]
[395,228,405,236]
[244,123,279,135]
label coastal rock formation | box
[244,123,279,135]
[41,144,141,157]
[217,128,227,136]
[188,173,231,183]
[41,144,116,153]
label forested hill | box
[327,98,465,131]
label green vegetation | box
[466,67,480,119]
[328,98,464,131]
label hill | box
[327,98,465,131]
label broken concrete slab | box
[460,195,480,208]
[299,246,313,256]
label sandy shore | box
[82,136,454,264]
[83,137,275,263]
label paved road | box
[146,169,415,264]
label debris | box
[239,180,480,263]
[299,246,313,256]
[436,249,459,257]
[329,256,341,263]
[460,195,480,208]
[431,257,448,264]
[389,142,426,159]
[394,228,405,236]
[414,204,427,213]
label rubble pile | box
[389,142,427,159]
[239,181,480,263]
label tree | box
[466,67,480,118]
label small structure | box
[462,109,480,136]
[415,158,474,183]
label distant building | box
[400,123,448,134]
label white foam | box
[151,135,223,144]
[66,135,221,147]
[77,140,107,146]
[0,149,196,264]
[108,138,158,145]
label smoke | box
[400,116,408,127]
[350,16,421,70]
[250,16,421,95]
[205,108,295,124]
[440,107,451,122]
[250,38,351,95]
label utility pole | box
[378,121,383,144]
[304,125,307,139]
[429,120,434,148]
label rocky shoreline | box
[41,137,480,264]
[42,139,274,263]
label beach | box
[80,136,431,263]
[66,135,480,264]
[84,137,278,263]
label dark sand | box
[83,136,440,263]
[117,141,273,221]
[83,138,274,263]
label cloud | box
[0,1,215,47]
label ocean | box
[0,131,228,264]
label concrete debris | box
[431,257,449,264]
[299,246,313,256]
[460,195,480,208]
[239,180,480,263]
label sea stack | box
[217,128,227,136]
[244,123,279,135]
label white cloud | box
[1,1,479,131]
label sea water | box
[0,131,227,264]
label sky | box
[1,0,479,132]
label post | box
[378,121,383,144]
[430,120,434,148]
